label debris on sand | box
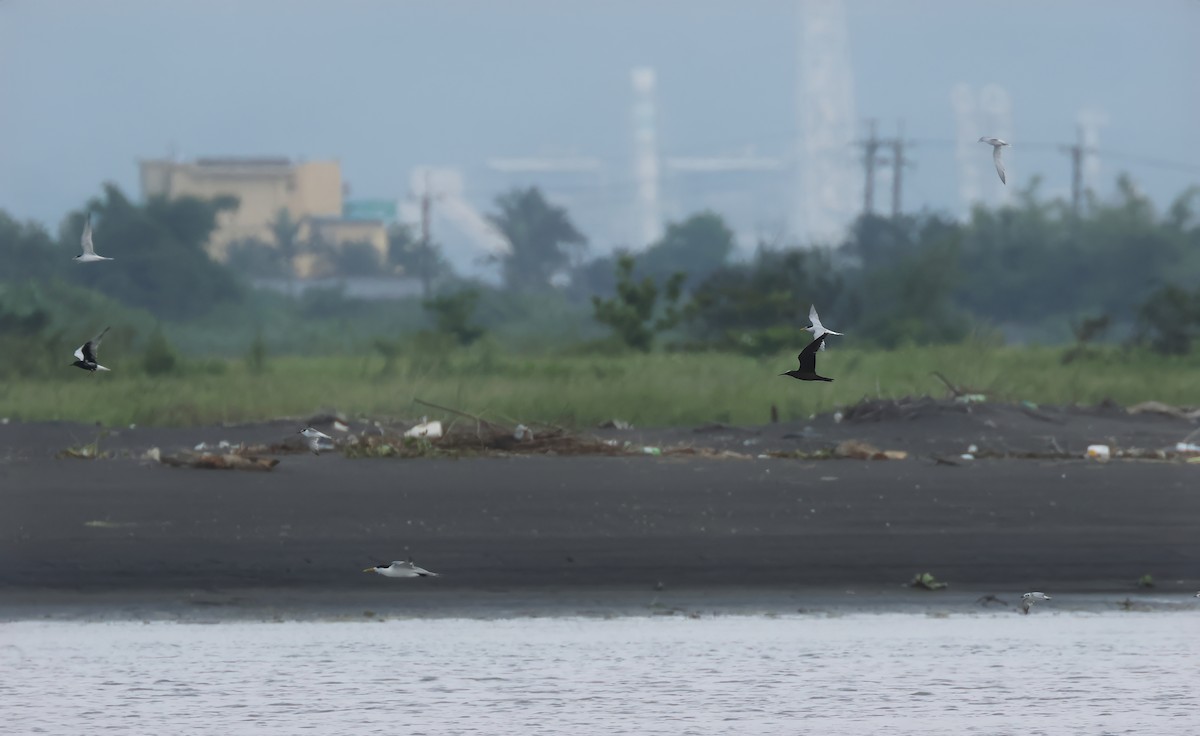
[834,440,907,461]
[839,396,960,423]
[1086,444,1111,461]
[976,594,1008,607]
[159,452,280,472]
[909,572,948,591]
[1127,401,1200,421]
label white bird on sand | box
[75,213,113,262]
[978,137,1010,185]
[363,560,440,578]
[298,426,333,455]
[804,305,843,351]
[1021,591,1051,614]
[70,326,111,373]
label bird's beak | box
[362,567,375,573]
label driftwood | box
[160,452,280,472]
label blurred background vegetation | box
[1,174,1198,425]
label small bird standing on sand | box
[804,304,843,351]
[75,213,113,262]
[364,560,440,578]
[70,327,111,373]
[978,137,1010,185]
[299,426,333,455]
[1021,591,1051,614]
[781,333,833,382]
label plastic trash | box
[332,420,350,433]
[1086,444,1110,460]
[404,420,443,439]
[1174,442,1200,453]
[954,394,987,404]
[513,424,533,441]
[641,446,662,456]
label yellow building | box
[138,157,388,272]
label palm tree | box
[488,187,586,290]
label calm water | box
[2,612,1197,735]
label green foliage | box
[844,214,971,347]
[225,238,286,278]
[639,211,735,286]
[423,289,486,346]
[246,329,269,374]
[387,223,449,296]
[142,325,179,375]
[4,343,1200,428]
[64,184,243,319]
[1061,314,1112,364]
[332,241,385,277]
[1137,283,1200,355]
[489,187,587,290]
[591,254,685,351]
[688,246,842,355]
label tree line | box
[1,174,1198,358]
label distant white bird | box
[978,137,1010,185]
[363,560,440,578]
[70,326,111,373]
[1021,591,1051,614]
[75,213,113,262]
[804,304,843,351]
[298,426,333,455]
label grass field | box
[2,342,1197,428]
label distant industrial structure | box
[138,157,388,272]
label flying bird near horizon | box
[805,304,843,351]
[75,213,113,262]
[70,326,111,373]
[979,137,1010,185]
[781,333,832,382]
[363,559,440,578]
[1021,591,1051,614]
[299,426,333,455]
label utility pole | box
[886,122,914,219]
[408,171,444,298]
[857,119,883,217]
[1060,126,1094,219]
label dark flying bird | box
[781,333,832,382]
[70,327,111,373]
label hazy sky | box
[1,0,1197,247]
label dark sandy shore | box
[2,403,1198,619]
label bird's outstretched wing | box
[993,146,1007,185]
[808,304,822,332]
[81,326,110,363]
[81,214,96,255]
[796,333,828,373]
